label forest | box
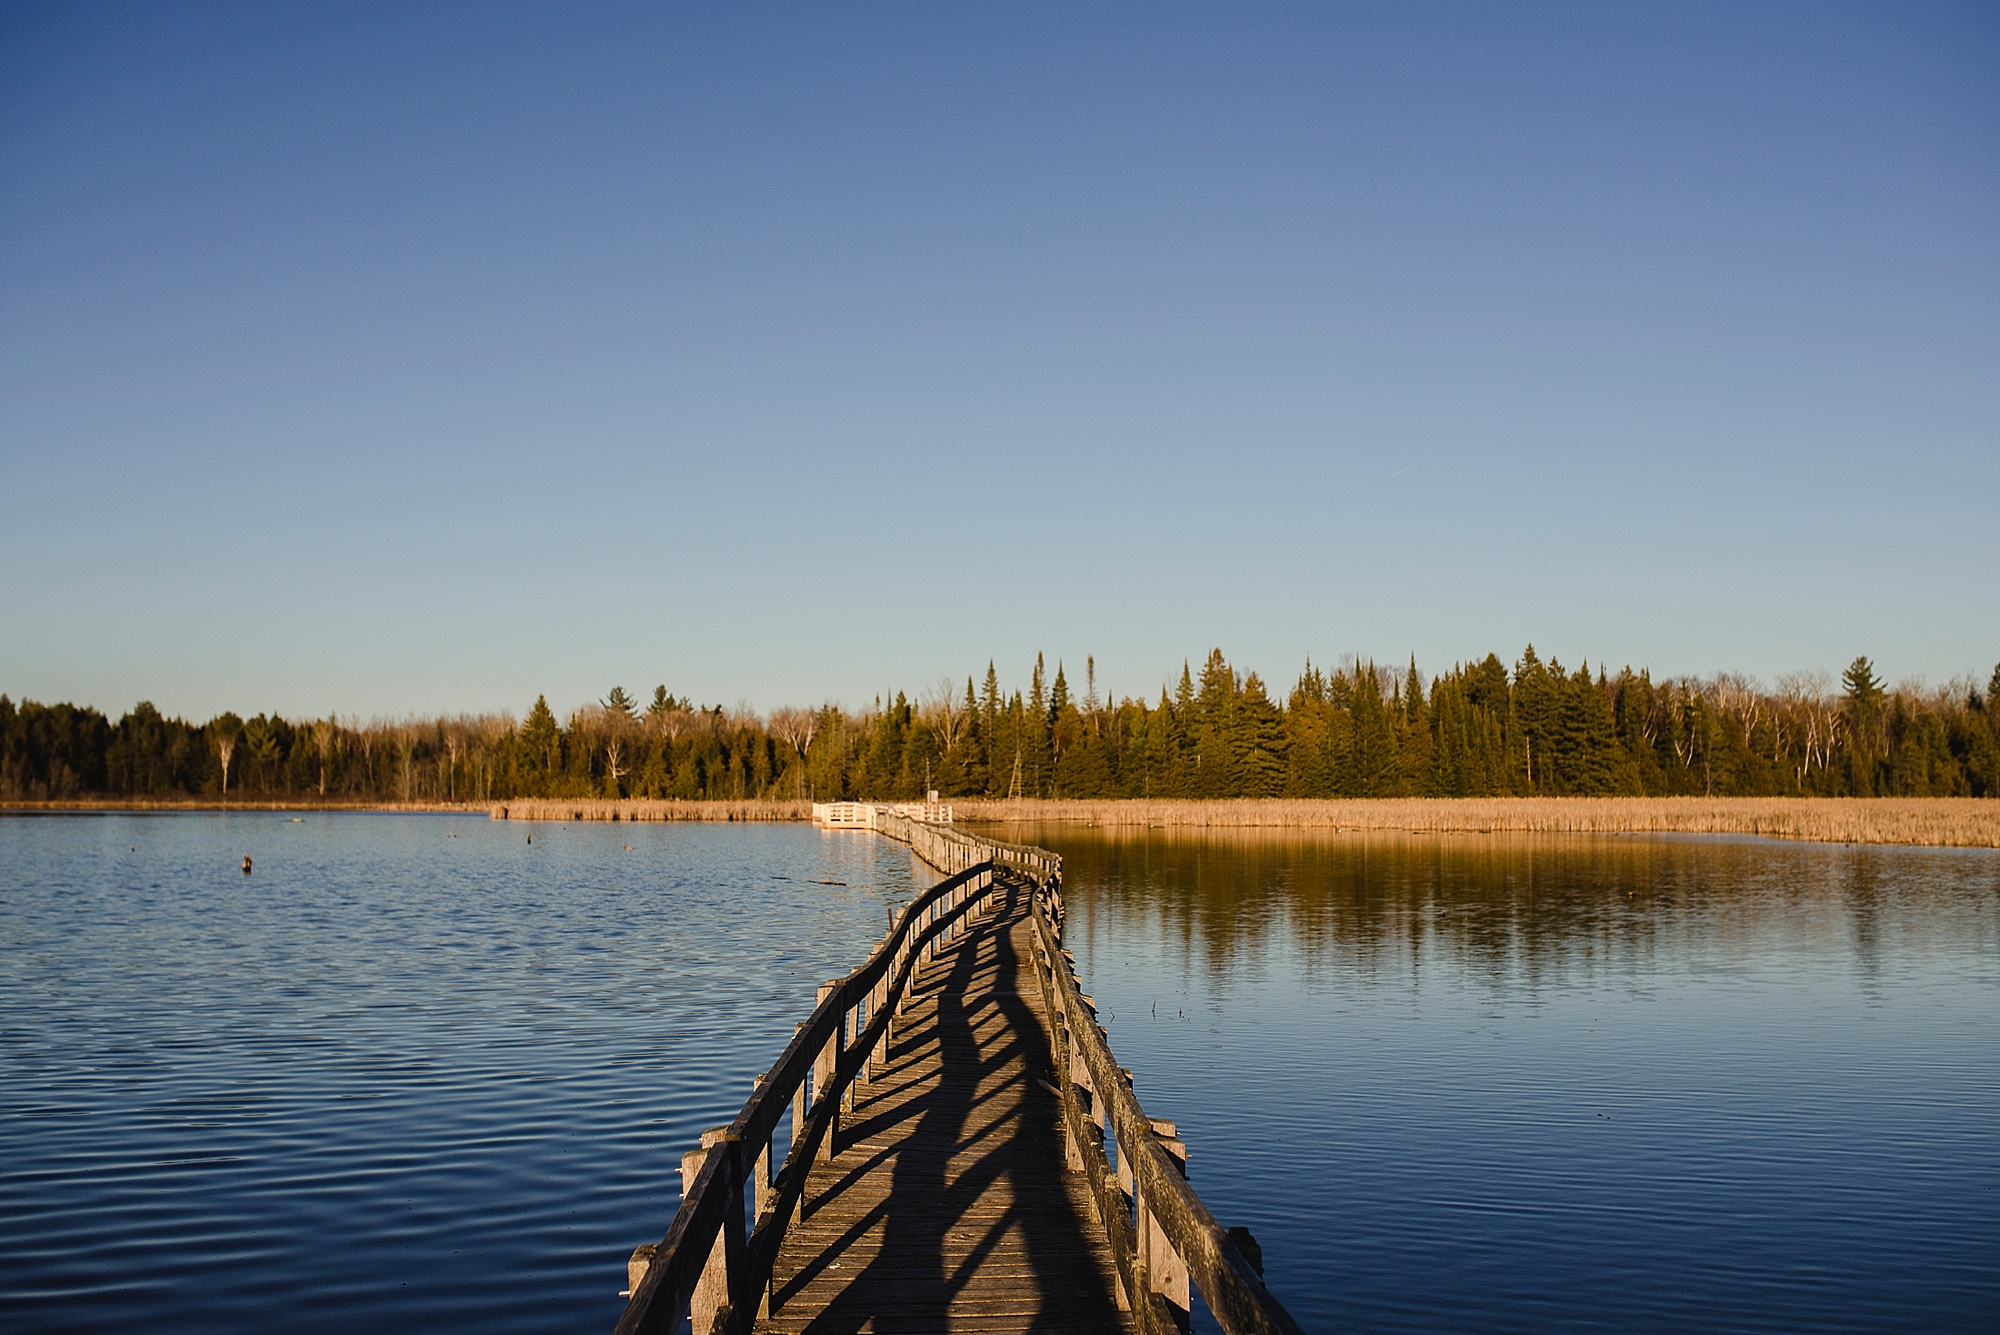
[4,649,1998,804]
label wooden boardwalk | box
[756,874,1132,1333]
[615,817,1300,1335]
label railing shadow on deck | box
[613,815,1303,1335]
[774,873,1126,1332]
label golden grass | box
[953,797,2000,848]
[0,798,489,814]
[16,795,1991,846]
[489,798,811,823]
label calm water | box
[0,814,934,1333]
[1024,826,2000,1334]
[4,818,1997,1333]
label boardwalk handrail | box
[615,837,1000,1335]
[880,815,1304,1335]
[1028,869,1303,1334]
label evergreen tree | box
[1285,662,1335,797]
[1191,649,1242,798]
[1026,656,1050,796]
[521,695,560,791]
[1550,662,1627,794]
[1399,657,1434,795]
[1233,672,1288,796]
[1843,655,1887,793]
[1513,646,1559,792]
[1349,664,1401,795]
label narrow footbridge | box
[615,815,1302,1335]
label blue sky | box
[3,3,1995,720]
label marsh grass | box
[0,798,487,813]
[489,798,810,823]
[954,797,2000,847]
[13,795,1989,845]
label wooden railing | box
[886,816,1301,1332]
[1022,865,1303,1334]
[614,852,1002,1335]
[614,817,1300,1335]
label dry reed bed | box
[11,796,1993,845]
[954,798,2000,848]
[0,799,488,814]
[490,798,811,823]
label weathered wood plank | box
[751,876,1134,1334]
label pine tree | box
[1026,656,1050,796]
[1842,656,1885,707]
[1399,657,1434,795]
[981,663,1001,742]
[1285,662,1335,796]
[1349,664,1401,795]
[1513,646,1559,792]
[1843,655,1888,793]
[1191,650,1241,798]
[522,696,560,786]
[1233,672,1288,796]
[1550,662,1626,794]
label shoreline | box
[954,796,2000,848]
[8,795,1994,846]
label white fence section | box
[811,801,954,829]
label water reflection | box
[1032,827,2000,995]
[992,825,2000,1335]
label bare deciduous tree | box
[214,727,236,796]
[920,677,965,754]
[396,724,419,802]
[313,718,338,797]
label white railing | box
[811,800,953,828]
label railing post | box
[625,1243,654,1300]
[842,997,859,1114]
[868,930,890,1081]
[1145,1119,1192,1325]
[751,1076,773,1220]
[790,1024,808,1151]
[790,1019,809,1222]
[815,981,841,1159]
[681,1126,738,1335]
[1053,961,1083,1171]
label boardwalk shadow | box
[769,877,1128,1333]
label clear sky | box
[4,3,1996,721]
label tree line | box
[4,650,1998,803]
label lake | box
[2,815,1996,1332]
[1028,825,2000,1334]
[0,813,933,1333]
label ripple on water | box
[1,814,929,1335]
